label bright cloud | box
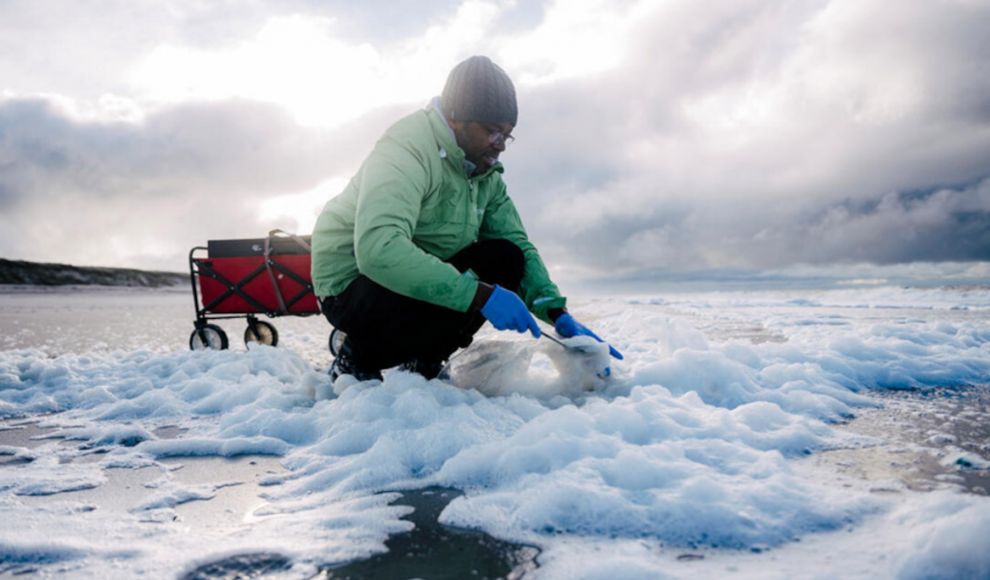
[128,0,653,127]
[128,2,512,128]
[500,0,639,85]
[259,177,351,234]
[130,15,386,128]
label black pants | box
[320,239,525,372]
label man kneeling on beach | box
[310,55,621,382]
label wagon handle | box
[263,229,312,315]
[267,229,311,253]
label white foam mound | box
[447,336,611,397]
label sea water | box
[0,284,989,579]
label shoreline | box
[0,284,189,295]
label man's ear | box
[447,119,466,132]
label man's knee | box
[469,239,525,290]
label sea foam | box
[0,287,988,578]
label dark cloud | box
[790,183,990,265]
[0,95,402,271]
[0,98,317,200]
[502,0,990,282]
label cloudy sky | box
[2,0,989,290]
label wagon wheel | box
[190,324,229,351]
[245,320,279,347]
[329,328,346,356]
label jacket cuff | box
[471,282,495,311]
[547,307,568,324]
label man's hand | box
[480,285,541,338]
[555,313,623,360]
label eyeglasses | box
[479,123,515,147]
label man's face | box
[449,120,515,172]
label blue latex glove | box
[555,313,623,360]
[480,285,541,338]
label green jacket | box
[311,105,566,323]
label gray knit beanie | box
[441,56,518,125]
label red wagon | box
[188,230,339,351]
